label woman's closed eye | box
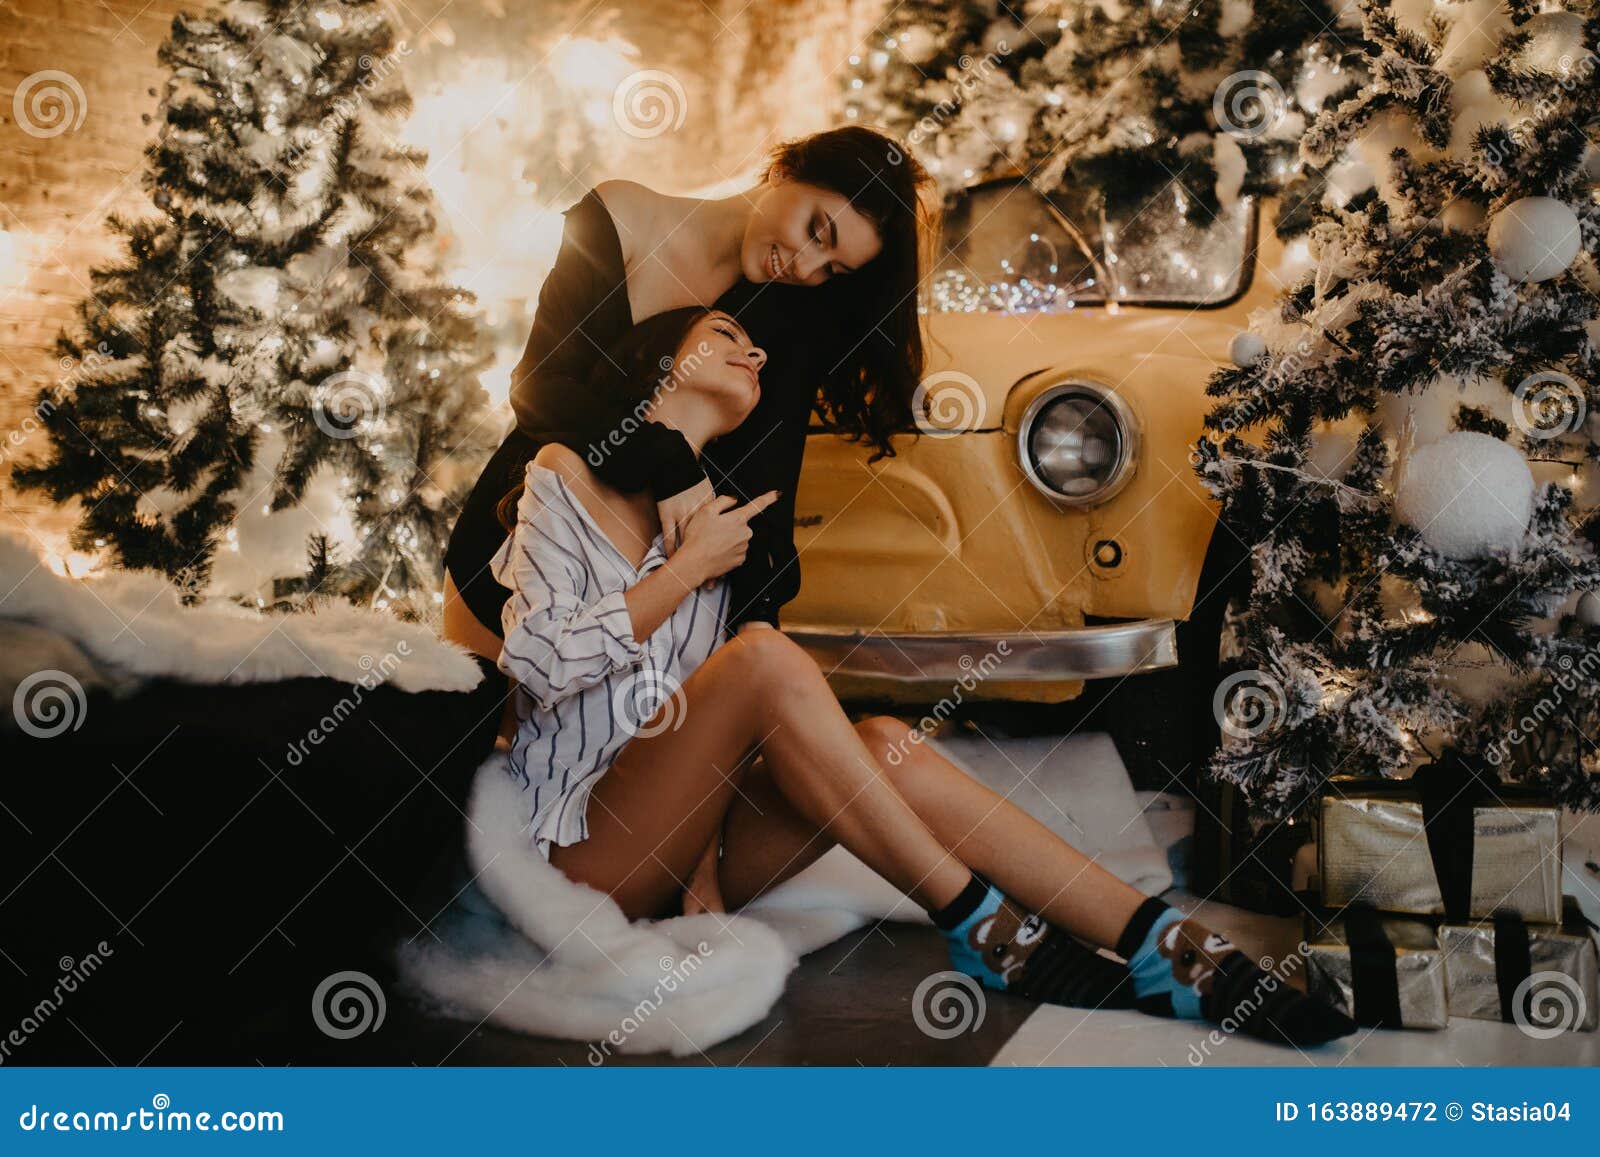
[811,216,849,279]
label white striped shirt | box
[490,460,732,856]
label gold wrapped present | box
[1441,898,1599,1031]
[1304,907,1448,1029]
[1318,772,1561,923]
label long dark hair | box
[496,305,713,533]
[763,125,934,461]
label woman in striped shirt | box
[490,307,771,860]
[492,307,1355,1046]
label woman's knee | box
[854,714,920,776]
[716,627,825,693]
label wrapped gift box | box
[1441,897,1599,1031]
[1304,907,1448,1029]
[1318,772,1561,923]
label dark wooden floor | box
[241,924,1039,1067]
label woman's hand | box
[675,490,780,585]
[681,832,725,916]
[657,478,716,557]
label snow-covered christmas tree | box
[12,0,498,617]
[844,0,1365,220]
[1197,0,1600,815]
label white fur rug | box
[397,731,1170,1056]
[0,529,482,694]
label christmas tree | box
[12,0,498,617]
[1196,0,1600,815]
[844,0,1365,222]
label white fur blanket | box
[0,529,482,695]
[397,731,1169,1056]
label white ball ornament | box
[1394,432,1534,559]
[1486,196,1581,283]
[1577,590,1600,626]
[1522,11,1588,74]
[1229,330,1267,367]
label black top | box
[506,187,823,629]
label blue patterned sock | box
[929,872,1134,1008]
[1116,898,1214,1019]
[1114,896,1359,1045]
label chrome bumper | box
[784,619,1179,684]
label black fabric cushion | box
[1,654,505,1063]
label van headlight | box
[1017,382,1139,506]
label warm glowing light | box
[550,35,638,96]
[403,40,656,402]
[0,228,32,292]
[40,536,101,579]
[478,361,514,408]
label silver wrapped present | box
[1304,909,1448,1029]
[1441,899,1599,1031]
[1318,776,1561,923]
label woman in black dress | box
[441,126,933,658]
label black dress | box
[443,187,826,636]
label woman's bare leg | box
[851,716,1147,949]
[716,760,836,911]
[549,630,970,920]
[711,715,1146,948]
[714,718,1145,936]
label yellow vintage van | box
[787,175,1287,705]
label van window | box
[928,177,1253,311]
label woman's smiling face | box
[743,176,883,288]
[671,311,765,431]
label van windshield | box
[927,178,1253,312]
